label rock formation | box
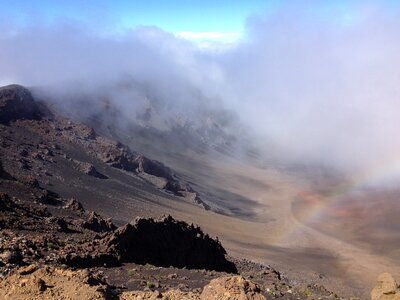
[0,192,16,212]
[121,289,201,300]
[120,275,265,300]
[0,160,14,180]
[200,276,266,300]
[76,161,108,179]
[0,84,345,299]
[0,266,112,300]
[371,273,400,300]
[0,84,207,210]
[133,155,174,180]
[102,215,237,273]
[63,198,85,213]
[82,211,117,233]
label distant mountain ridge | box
[0,84,210,211]
[32,80,254,158]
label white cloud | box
[174,32,241,51]
[1,1,400,178]
[176,31,240,43]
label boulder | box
[133,155,174,180]
[82,211,116,233]
[120,276,265,300]
[371,273,400,300]
[19,175,40,188]
[91,137,137,172]
[0,161,14,180]
[63,198,85,213]
[17,264,37,275]
[36,189,61,205]
[60,252,119,268]
[0,249,22,264]
[200,276,266,300]
[45,216,70,232]
[121,289,200,300]
[77,161,108,179]
[0,193,16,211]
[0,266,112,300]
[103,215,237,273]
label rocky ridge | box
[0,84,348,299]
[0,265,266,300]
[0,188,340,299]
[0,191,234,273]
[101,215,237,272]
[0,84,208,209]
[1,189,238,298]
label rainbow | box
[274,156,400,245]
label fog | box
[1,1,400,178]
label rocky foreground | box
[1,190,342,299]
[0,84,394,299]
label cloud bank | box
[1,0,400,178]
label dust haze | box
[1,0,400,178]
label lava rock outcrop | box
[81,211,116,233]
[0,160,14,180]
[0,192,17,212]
[133,155,174,180]
[76,161,108,179]
[103,215,237,273]
[63,198,85,214]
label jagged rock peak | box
[104,215,238,273]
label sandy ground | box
[120,152,400,299]
[73,122,397,299]
[2,115,397,299]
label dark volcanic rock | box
[36,189,61,205]
[0,193,16,211]
[77,161,108,179]
[0,85,42,124]
[0,161,13,180]
[63,198,85,213]
[0,249,22,265]
[60,216,236,272]
[103,215,237,273]
[45,216,71,232]
[133,155,174,180]
[82,211,116,233]
[91,138,137,172]
[60,252,120,268]
[18,175,40,188]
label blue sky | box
[1,0,270,41]
[5,0,400,44]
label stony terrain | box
[0,84,353,299]
[0,192,341,299]
[0,85,208,211]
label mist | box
[1,0,400,180]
